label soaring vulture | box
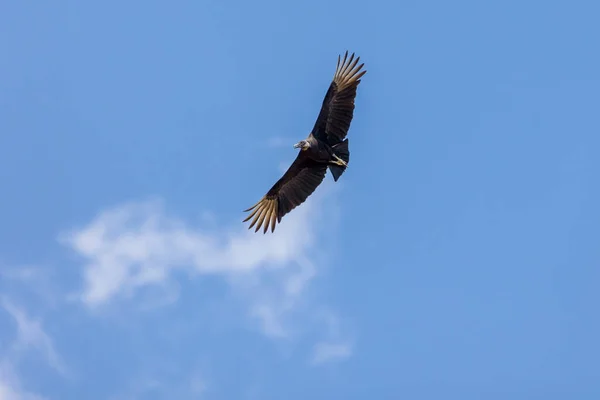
[243,51,366,233]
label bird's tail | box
[329,139,350,182]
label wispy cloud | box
[0,297,64,400]
[59,182,353,353]
[0,266,61,310]
[310,341,353,365]
[107,377,163,400]
[107,368,209,400]
[59,195,318,310]
[1,299,68,377]
[0,267,41,282]
[310,310,355,364]
[0,361,46,400]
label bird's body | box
[298,133,342,164]
[243,51,366,233]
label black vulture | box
[243,51,366,233]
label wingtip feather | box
[243,197,280,234]
[333,51,366,89]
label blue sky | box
[1,0,599,399]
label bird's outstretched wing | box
[311,51,366,145]
[243,153,327,233]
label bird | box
[243,51,366,233]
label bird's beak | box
[293,142,301,149]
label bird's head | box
[293,140,310,151]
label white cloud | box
[309,310,354,364]
[0,270,63,400]
[0,267,40,282]
[107,367,209,400]
[0,362,46,400]
[59,182,352,349]
[1,299,68,378]
[310,341,353,365]
[59,194,318,309]
[107,377,163,400]
[188,372,207,396]
[0,267,60,310]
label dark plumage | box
[243,51,366,233]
